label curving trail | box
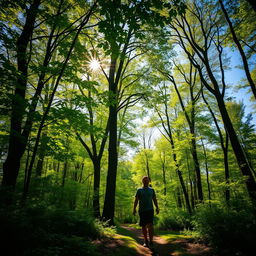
[96,224,215,256]
[119,225,215,256]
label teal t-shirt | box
[135,187,156,212]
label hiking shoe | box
[143,240,149,247]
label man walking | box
[133,176,159,248]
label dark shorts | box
[139,209,154,227]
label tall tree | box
[162,62,203,202]
[202,90,230,204]
[147,82,192,214]
[99,0,186,224]
[218,0,256,100]
[2,0,41,188]
[1,0,97,193]
[22,2,97,200]
[170,0,256,201]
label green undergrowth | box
[192,201,256,256]
[0,204,108,256]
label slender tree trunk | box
[219,0,256,100]
[2,0,41,188]
[54,161,60,185]
[23,145,31,194]
[191,135,203,202]
[170,75,203,202]
[186,150,195,209]
[153,85,192,214]
[93,159,101,218]
[160,152,167,196]
[202,91,230,204]
[145,153,151,180]
[177,188,182,208]
[62,160,68,187]
[35,130,48,177]
[36,157,44,177]
[80,163,84,183]
[170,139,192,214]
[223,132,230,204]
[201,138,211,203]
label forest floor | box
[94,224,217,256]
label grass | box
[113,234,139,256]
[156,229,192,242]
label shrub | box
[0,204,101,256]
[156,208,192,230]
[192,200,256,256]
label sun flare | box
[89,59,100,71]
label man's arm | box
[153,196,159,214]
[133,196,139,215]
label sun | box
[89,58,100,71]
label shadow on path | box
[119,225,215,256]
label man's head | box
[142,176,150,187]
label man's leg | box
[147,223,154,245]
[142,225,148,246]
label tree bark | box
[62,160,68,187]
[216,94,256,201]
[160,152,167,196]
[201,138,211,203]
[102,57,118,225]
[92,159,101,217]
[2,0,41,188]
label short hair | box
[142,176,150,181]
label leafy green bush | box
[192,200,256,256]
[156,208,192,230]
[0,205,102,256]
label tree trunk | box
[191,136,203,202]
[186,151,195,209]
[201,138,211,203]
[224,131,230,204]
[170,138,192,214]
[101,96,118,225]
[2,0,41,188]
[93,159,101,218]
[170,75,203,202]
[160,152,167,196]
[62,160,68,187]
[177,188,182,208]
[35,130,48,177]
[102,57,118,225]
[217,94,256,201]
[202,91,230,204]
[145,152,151,180]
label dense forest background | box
[0,0,256,255]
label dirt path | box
[95,224,215,256]
[118,225,214,256]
